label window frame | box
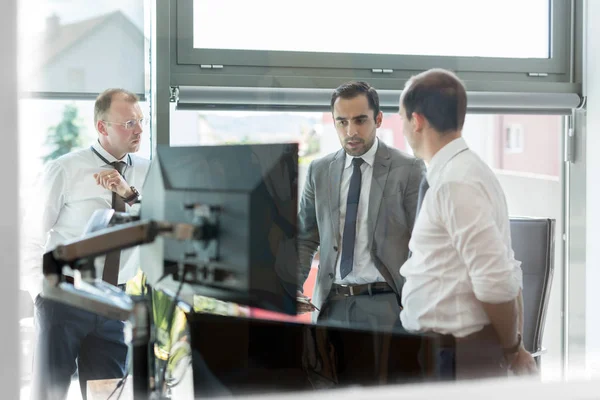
[505,124,525,153]
[174,0,579,93]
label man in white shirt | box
[297,81,425,332]
[22,89,151,400]
[398,69,537,379]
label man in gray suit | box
[297,81,425,330]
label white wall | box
[0,0,20,398]
[496,171,560,219]
[462,114,496,165]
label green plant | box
[43,104,84,163]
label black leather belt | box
[330,282,394,297]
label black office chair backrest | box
[509,217,555,353]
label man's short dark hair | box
[331,81,380,120]
[401,69,467,134]
[94,88,139,125]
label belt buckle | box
[340,284,354,296]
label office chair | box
[509,217,555,366]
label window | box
[67,68,85,91]
[193,0,550,59]
[19,98,152,214]
[506,124,524,153]
[173,0,578,93]
[18,1,148,397]
[19,0,145,95]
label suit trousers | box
[31,295,128,400]
[316,292,402,384]
[317,291,401,331]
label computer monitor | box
[140,143,299,315]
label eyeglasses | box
[102,118,148,130]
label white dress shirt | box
[400,137,522,338]
[335,138,385,285]
[21,141,151,300]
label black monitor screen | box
[140,143,299,314]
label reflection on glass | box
[193,295,250,316]
[193,0,550,58]
[155,296,447,398]
[171,108,564,381]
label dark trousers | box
[31,295,128,400]
[423,325,507,381]
[316,292,402,383]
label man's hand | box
[296,290,317,314]
[505,346,538,376]
[94,170,131,198]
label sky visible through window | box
[193,0,550,58]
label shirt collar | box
[91,140,131,166]
[426,137,468,187]
[344,137,379,169]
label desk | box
[87,377,132,400]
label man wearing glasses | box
[22,88,151,400]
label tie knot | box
[352,157,364,168]
[111,161,127,175]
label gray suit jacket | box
[298,140,425,320]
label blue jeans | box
[31,295,128,400]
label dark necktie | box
[102,161,127,285]
[416,175,429,217]
[340,157,364,279]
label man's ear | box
[97,120,108,136]
[411,112,426,133]
[375,111,383,128]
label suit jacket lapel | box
[368,141,391,248]
[328,150,345,247]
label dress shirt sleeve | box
[20,161,67,300]
[297,161,320,290]
[404,158,426,233]
[436,181,521,303]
